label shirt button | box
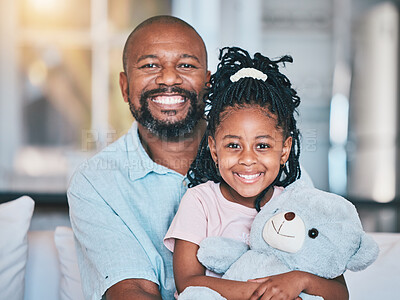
[182,180,187,187]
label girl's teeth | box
[238,173,261,180]
[152,96,185,104]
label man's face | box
[120,23,210,139]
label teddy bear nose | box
[284,212,295,221]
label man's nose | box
[238,148,257,166]
[155,67,183,86]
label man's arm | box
[106,279,161,300]
[68,169,166,300]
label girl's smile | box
[235,172,263,182]
[208,105,292,208]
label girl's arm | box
[248,271,348,300]
[174,239,262,300]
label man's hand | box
[106,279,161,300]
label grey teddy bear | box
[178,181,379,300]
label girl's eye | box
[227,143,240,149]
[257,143,270,149]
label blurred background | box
[0,0,399,232]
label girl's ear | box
[280,136,292,165]
[208,136,218,164]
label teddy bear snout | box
[262,211,306,253]
[284,212,295,221]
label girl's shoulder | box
[273,186,285,196]
[188,180,219,192]
[183,181,221,202]
[267,186,285,205]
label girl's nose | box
[155,67,183,86]
[238,149,257,166]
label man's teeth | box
[237,173,261,180]
[151,96,185,104]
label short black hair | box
[122,15,207,73]
[187,47,301,211]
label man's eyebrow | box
[181,54,200,63]
[136,54,158,63]
[136,54,200,64]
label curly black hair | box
[187,47,301,210]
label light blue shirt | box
[68,122,188,300]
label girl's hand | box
[248,271,305,300]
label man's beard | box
[128,87,204,140]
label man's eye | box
[179,63,196,69]
[139,63,158,69]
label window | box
[0,0,171,194]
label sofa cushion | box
[25,230,61,300]
[345,232,400,299]
[54,226,84,300]
[0,196,34,300]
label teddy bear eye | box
[308,228,319,239]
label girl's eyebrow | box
[222,134,240,139]
[256,135,274,139]
[222,134,274,140]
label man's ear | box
[280,136,292,165]
[208,135,218,164]
[205,70,211,87]
[119,72,129,103]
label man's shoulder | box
[77,126,145,173]
[77,135,128,171]
[67,135,134,200]
[69,129,142,185]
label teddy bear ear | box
[346,233,379,272]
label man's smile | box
[151,95,186,105]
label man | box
[68,16,210,300]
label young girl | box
[164,47,348,300]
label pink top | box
[164,181,284,252]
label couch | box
[1,196,84,300]
[2,196,400,300]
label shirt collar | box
[126,122,181,181]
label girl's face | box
[208,106,292,207]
